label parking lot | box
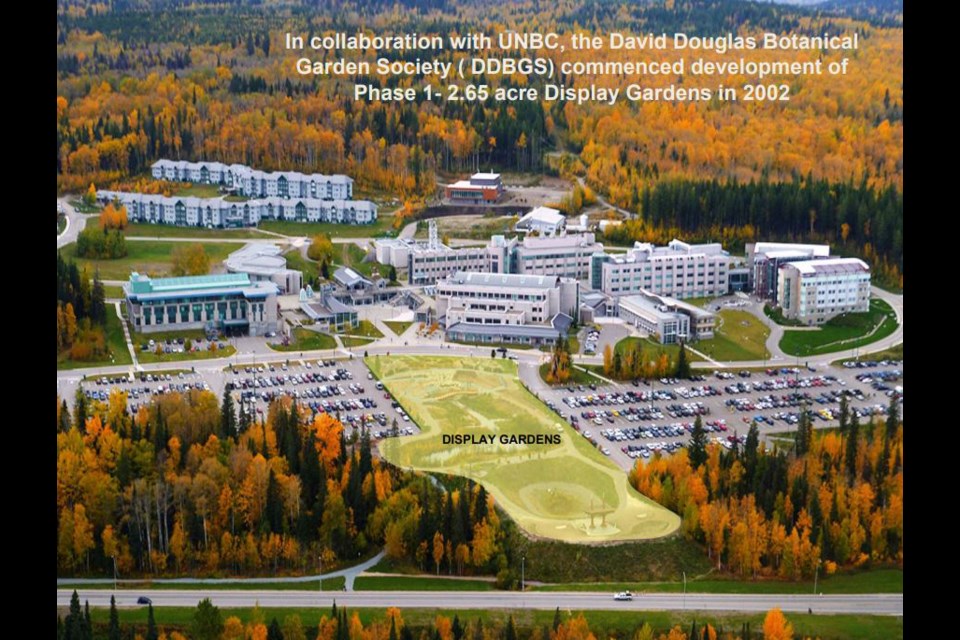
[67,356,421,445]
[530,359,903,473]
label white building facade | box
[591,239,732,299]
[151,160,354,200]
[777,258,871,325]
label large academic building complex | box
[151,160,354,200]
[124,273,279,336]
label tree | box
[388,265,398,282]
[308,233,335,263]
[146,604,158,640]
[491,349,497,359]
[676,342,691,379]
[602,344,613,376]
[83,183,97,207]
[689,415,708,469]
[267,618,284,640]
[171,243,210,276]
[321,259,330,280]
[221,388,237,439]
[795,407,813,456]
[90,271,107,326]
[762,608,793,640]
[108,596,121,640]
[192,598,224,640]
[433,531,445,575]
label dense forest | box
[629,397,903,579]
[57,253,110,361]
[57,390,510,580]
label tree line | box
[57,252,109,361]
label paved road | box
[55,589,902,615]
[57,198,95,249]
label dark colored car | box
[137,597,152,605]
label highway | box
[55,589,903,616]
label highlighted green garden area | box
[366,355,680,543]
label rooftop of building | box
[620,290,716,321]
[784,257,870,276]
[517,206,564,226]
[125,272,277,300]
[224,243,295,276]
[752,242,830,257]
[442,271,563,289]
[334,266,372,288]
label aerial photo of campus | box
[57,1,903,638]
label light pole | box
[682,571,686,610]
[521,555,525,592]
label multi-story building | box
[444,173,504,204]
[374,225,602,285]
[223,243,303,294]
[617,291,717,344]
[777,258,871,325]
[748,242,831,301]
[298,286,359,333]
[436,271,579,346]
[515,206,566,236]
[124,272,278,336]
[591,239,732,299]
[151,160,354,200]
[97,191,377,228]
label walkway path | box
[114,301,138,370]
[57,198,96,249]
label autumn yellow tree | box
[763,608,793,640]
[307,233,335,263]
[171,243,210,276]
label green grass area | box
[58,214,67,235]
[70,199,101,213]
[342,336,376,348]
[368,355,680,543]
[60,576,346,591]
[259,215,394,239]
[684,297,713,308]
[131,328,208,343]
[338,320,383,339]
[60,240,239,280]
[172,183,222,198]
[764,303,804,326]
[284,249,320,283]
[121,221,267,239]
[103,285,125,299]
[223,195,250,202]
[353,576,495,591]
[534,568,902,594]
[539,362,601,386]
[84,606,902,640]
[338,243,385,278]
[779,299,899,357]
[833,343,903,364]
[614,337,704,367]
[413,215,519,241]
[695,309,771,361]
[268,328,337,352]
[57,310,133,370]
[383,321,414,336]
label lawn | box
[259,215,394,239]
[121,222,267,239]
[353,576,495,591]
[342,336,376,348]
[60,240,239,280]
[268,328,337,352]
[383,321,414,336]
[833,343,903,364]
[534,568,903,594]
[84,606,903,640]
[172,183,222,198]
[103,285,125,299]
[779,299,899,357]
[366,355,680,543]
[614,337,704,368]
[60,576,346,592]
[338,243,386,278]
[694,309,770,361]
[70,199,101,213]
[138,344,236,364]
[284,249,320,283]
[58,214,67,235]
[339,319,383,339]
[57,310,133,370]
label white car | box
[613,591,633,601]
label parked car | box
[137,596,152,605]
[613,591,633,601]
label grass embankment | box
[60,240,238,280]
[59,576,346,592]
[353,576,494,591]
[339,320,383,339]
[84,607,902,640]
[832,343,903,364]
[695,309,771,361]
[259,215,394,239]
[779,299,899,357]
[57,311,133,370]
[538,363,602,386]
[534,568,903,594]
[121,222,267,239]
[268,328,337,352]
[383,321,414,336]
[172,183,222,198]
[284,249,320,283]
